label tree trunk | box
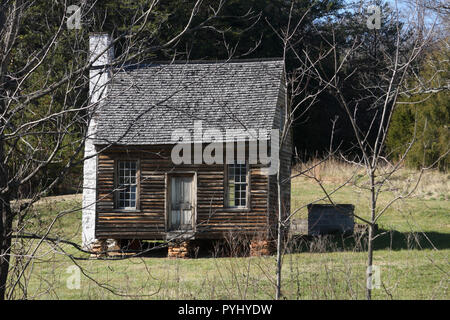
[0,47,11,299]
[366,223,374,300]
[366,171,376,300]
[275,161,282,300]
[0,136,12,300]
[0,206,12,300]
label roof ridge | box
[117,58,284,71]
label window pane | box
[227,163,247,207]
[117,160,137,209]
[228,182,235,206]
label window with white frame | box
[226,162,248,208]
[117,160,137,210]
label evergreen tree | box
[387,44,449,171]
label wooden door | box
[169,176,194,230]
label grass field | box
[8,161,449,299]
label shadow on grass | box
[115,229,450,259]
[119,239,243,259]
[373,229,450,251]
[287,229,450,254]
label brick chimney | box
[82,33,113,250]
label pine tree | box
[386,43,449,171]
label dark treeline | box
[8,0,448,195]
[89,0,448,166]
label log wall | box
[95,144,272,240]
[268,76,292,239]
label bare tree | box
[269,1,347,299]
[315,0,448,300]
[0,0,237,300]
[270,0,448,300]
[1,0,447,301]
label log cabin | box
[82,33,292,257]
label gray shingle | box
[95,59,284,145]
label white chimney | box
[82,33,113,250]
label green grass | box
[8,166,450,300]
[292,177,450,234]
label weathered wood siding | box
[95,144,270,239]
[268,76,292,239]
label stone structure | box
[168,241,194,258]
[82,33,114,250]
[307,204,354,235]
[249,239,275,256]
[289,204,355,237]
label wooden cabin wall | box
[268,78,292,240]
[95,144,270,240]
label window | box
[116,160,138,210]
[226,162,248,208]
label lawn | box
[7,162,449,300]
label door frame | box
[165,171,197,232]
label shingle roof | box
[94,59,284,145]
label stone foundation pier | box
[167,241,193,258]
[249,239,275,256]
